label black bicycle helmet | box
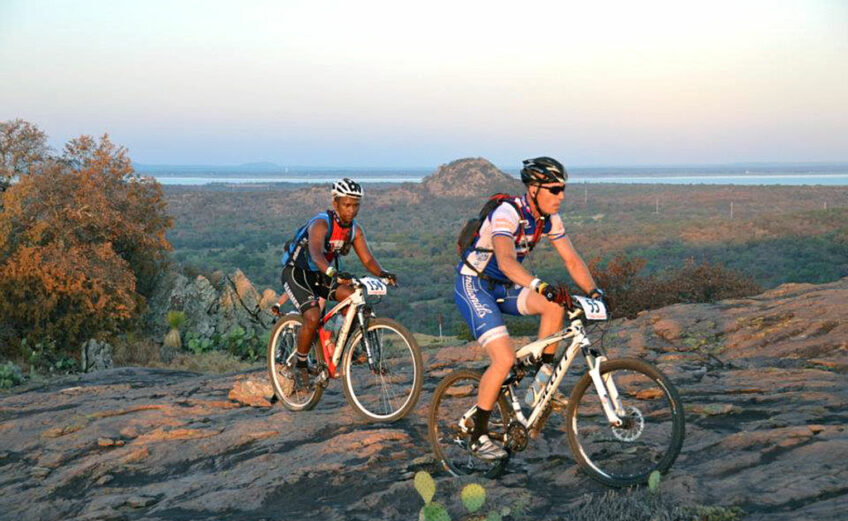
[520,156,568,185]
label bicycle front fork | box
[586,355,625,427]
[356,307,380,372]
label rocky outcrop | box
[80,339,114,373]
[147,268,277,357]
[422,158,522,198]
[1,278,846,520]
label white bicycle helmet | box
[331,178,363,199]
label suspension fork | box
[356,306,378,369]
[585,353,625,426]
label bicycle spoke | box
[267,317,323,411]
[567,359,684,486]
[428,370,510,478]
[342,319,421,422]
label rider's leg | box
[454,275,510,458]
[470,333,512,459]
[296,304,321,357]
[522,290,565,357]
[477,334,514,411]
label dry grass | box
[113,336,258,374]
[112,336,160,367]
[152,351,258,374]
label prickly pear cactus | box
[485,510,502,521]
[648,470,662,493]
[460,483,486,513]
[419,501,451,521]
[414,471,436,504]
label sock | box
[542,353,554,364]
[471,407,492,443]
[295,351,309,368]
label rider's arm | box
[551,236,598,294]
[492,235,535,287]
[307,219,333,275]
[351,226,384,276]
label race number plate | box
[573,295,608,320]
[361,277,388,296]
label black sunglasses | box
[539,184,566,195]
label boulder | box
[80,339,113,373]
[184,275,218,339]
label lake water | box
[149,170,848,186]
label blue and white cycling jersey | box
[454,195,567,346]
[456,195,566,282]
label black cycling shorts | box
[281,265,338,313]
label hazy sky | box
[1,1,846,168]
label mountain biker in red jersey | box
[455,157,607,460]
[280,178,397,387]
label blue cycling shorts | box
[454,274,532,347]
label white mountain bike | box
[268,276,423,422]
[428,295,685,487]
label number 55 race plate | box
[573,295,608,320]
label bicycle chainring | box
[505,421,529,452]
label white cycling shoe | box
[470,434,508,461]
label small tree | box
[0,119,49,192]
[0,126,172,362]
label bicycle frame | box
[460,307,626,439]
[315,278,384,378]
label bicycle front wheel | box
[428,369,511,478]
[566,358,685,487]
[341,318,423,422]
[267,316,324,411]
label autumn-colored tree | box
[589,255,761,319]
[0,119,49,192]
[0,127,172,360]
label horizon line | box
[133,160,848,171]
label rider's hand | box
[532,279,572,308]
[379,270,398,286]
[336,271,354,284]
[589,288,610,311]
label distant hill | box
[421,157,522,197]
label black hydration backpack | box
[456,193,520,256]
[456,193,546,280]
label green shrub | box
[222,327,265,361]
[185,332,215,355]
[24,338,78,375]
[0,361,24,389]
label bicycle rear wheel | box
[428,369,511,478]
[267,316,324,411]
[566,358,685,487]
[341,318,423,422]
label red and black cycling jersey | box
[281,210,358,272]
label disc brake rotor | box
[611,405,645,442]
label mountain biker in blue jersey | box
[280,178,397,387]
[455,157,607,460]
